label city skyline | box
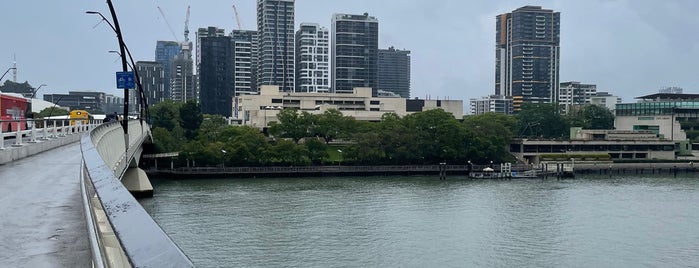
[2,0,698,110]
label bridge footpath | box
[0,142,89,267]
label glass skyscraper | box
[155,41,181,99]
[332,13,379,96]
[495,6,560,111]
[378,46,411,98]
[257,0,295,92]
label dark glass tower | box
[155,41,181,99]
[332,13,379,96]
[378,46,411,98]
[197,27,234,117]
[495,6,560,111]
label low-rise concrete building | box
[510,128,676,164]
[234,85,462,128]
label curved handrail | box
[80,122,193,267]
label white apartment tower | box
[257,0,295,92]
[295,23,330,93]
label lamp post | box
[0,67,16,82]
[87,6,130,151]
[221,149,227,168]
[337,149,343,166]
[30,84,46,99]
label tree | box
[179,101,203,140]
[38,107,69,118]
[268,109,316,143]
[303,138,328,164]
[402,109,464,163]
[568,105,614,130]
[463,113,518,163]
[196,114,228,143]
[315,109,357,144]
[150,100,182,131]
[517,103,569,138]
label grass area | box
[326,145,348,162]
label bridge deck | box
[0,142,89,267]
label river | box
[139,175,699,267]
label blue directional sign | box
[116,71,135,89]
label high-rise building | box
[231,30,258,95]
[170,40,196,103]
[470,95,513,115]
[589,92,621,112]
[197,27,234,117]
[155,41,181,99]
[559,81,597,114]
[135,61,165,106]
[257,0,295,92]
[295,23,329,93]
[332,13,379,96]
[378,46,411,98]
[495,6,560,111]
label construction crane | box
[157,6,179,41]
[232,4,243,30]
[184,6,190,42]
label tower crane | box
[157,6,179,41]
[184,6,190,42]
[232,4,243,30]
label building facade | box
[496,6,560,111]
[135,61,165,106]
[332,13,379,95]
[170,40,196,103]
[257,0,295,92]
[197,27,234,117]
[589,91,621,112]
[377,47,411,98]
[470,95,513,115]
[235,85,463,128]
[43,91,106,112]
[295,23,330,93]
[155,41,181,99]
[559,81,597,114]
[614,93,699,143]
[231,30,258,95]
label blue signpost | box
[116,71,135,89]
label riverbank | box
[145,162,699,179]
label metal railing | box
[80,121,193,267]
[0,118,98,150]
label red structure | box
[0,93,28,132]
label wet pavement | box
[0,142,89,267]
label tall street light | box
[30,84,46,99]
[0,67,16,82]
[86,5,130,151]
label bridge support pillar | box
[122,167,153,198]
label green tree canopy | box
[567,105,615,130]
[517,103,569,139]
[38,107,69,118]
[268,109,317,143]
[179,101,203,140]
[150,100,182,131]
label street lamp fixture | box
[85,11,117,32]
[30,84,46,99]
[0,67,16,82]
[221,150,227,168]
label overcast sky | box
[2,0,698,110]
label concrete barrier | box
[80,122,193,267]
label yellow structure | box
[69,110,89,126]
